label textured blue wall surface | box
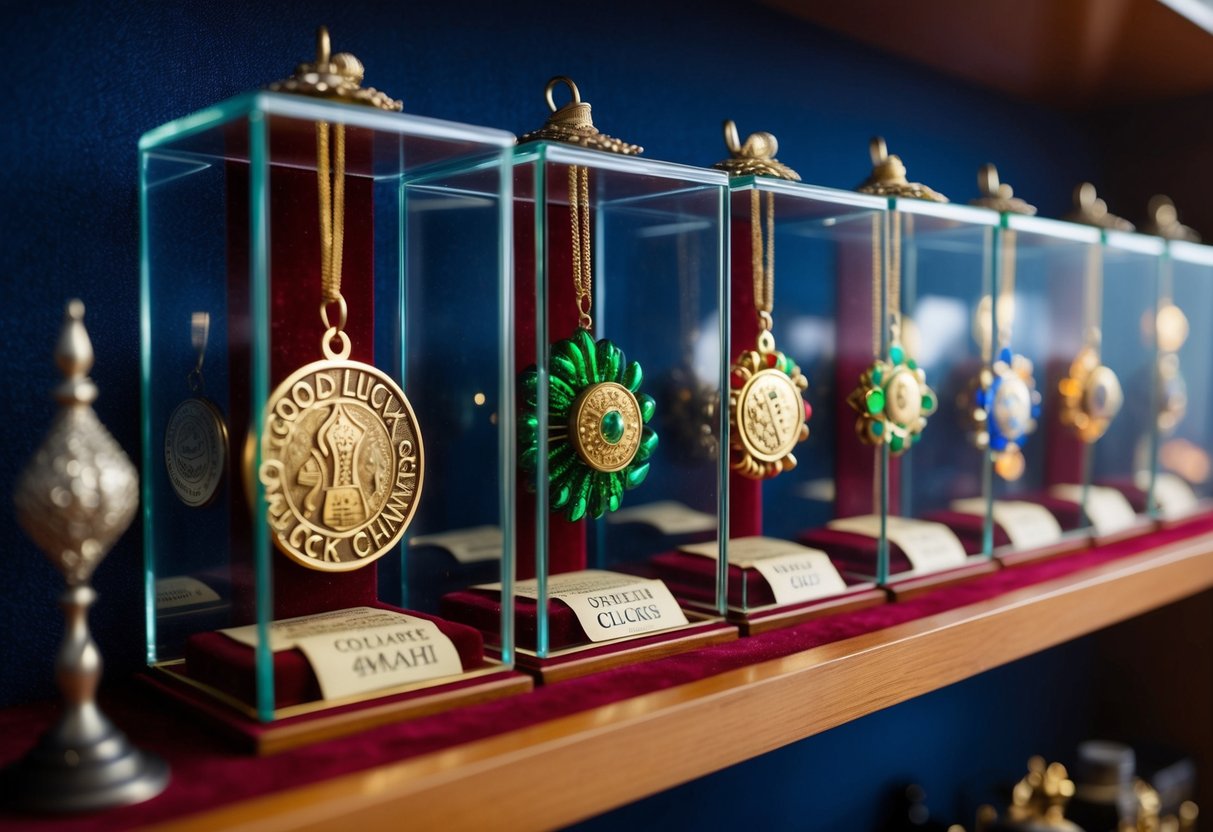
[1,1,1110,817]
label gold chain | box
[750,190,775,326]
[569,165,592,330]
[999,228,1017,351]
[1084,242,1101,346]
[317,121,347,333]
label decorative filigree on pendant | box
[972,348,1041,481]
[848,344,937,455]
[728,340,810,480]
[520,328,658,522]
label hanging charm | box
[164,312,228,507]
[848,343,937,455]
[518,77,656,520]
[967,165,1041,480]
[1058,182,1125,444]
[715,121,810,479]
[256,28,424,572]
[1144,196,1196,435]
[849,138,940,454]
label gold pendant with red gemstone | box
[728,329,810,479]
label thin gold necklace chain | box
[750,189,775,328]
[569,165,593,330]
[870,212,903,355]
[1084,242,1101,347]
[317,121,348,334]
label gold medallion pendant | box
[165,312,228,507]
[255,30,422,571]
[1059,346,1123,444]
[715,122,810,480]
[260,341,423,571]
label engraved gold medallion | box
[256,31,422,570]
[260,353,423,571]
[165,311,228,507]
[716,122,811,480]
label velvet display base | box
[5,516,1213,831]
[440,584,737,680]
[921,507,1089,567]
[182,603,485,709]
[798,525,984,579]
[648,550,886,635]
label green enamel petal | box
[574,329,599,382]
[635,427,659,463]
[622,361,643,393]
[638,393,656,423]
[548,374,576,412]
[519,413,539,447]
[554,341,589,388]
[567,471,594,521]
[596,338,622,383]
[550,353,580,386]
[548,443,578,482]
[607,473,624,512]
[624,462,650,490]
[587,475,609,519]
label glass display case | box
[1155,239,1213,520]
[140,56,527,748]
[653,172,888,632]
[441,82,736,679]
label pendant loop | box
[322,328,351,360]
[320,295,348,333]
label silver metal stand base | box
[4,713,169,813]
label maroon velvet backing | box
[513,165,587,579]
[728,207,763,538]
[6,516,1212,832]
[182,603,485,708]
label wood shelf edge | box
[151,533,1213,832]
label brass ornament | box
[267,27,402,112]
[1006,757,1080,831]
[259,348,423,572]
[255,28,424,570]
[970,163,1036,215]
[1141,195,1200,242]
[164,312,228,507]
[713,120,800,181]
[519,76,642,155]
[1059,344,1123,443]
[857,137,948,202]
[1064,182,1134,231]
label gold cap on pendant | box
[971,164,1036,215]
[857,137,947,202]
[519,77,642,155]
[268,26,402,112]
[714,120,800,181]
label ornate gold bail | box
[519,76,643,155]
[857,137,947,202]
[714,120,800,181]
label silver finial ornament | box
[5,300,169,812]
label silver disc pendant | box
[164,397,228,507]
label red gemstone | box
[804,401,813,419]
[731,370,746,388]
[765,353,778,368]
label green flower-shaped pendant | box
[521,328,658,521]
[847,343,937,455]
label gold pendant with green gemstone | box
[848,342,936,455]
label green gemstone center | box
[600,409,626,444]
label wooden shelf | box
[154,533,1213,832]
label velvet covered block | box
[183,604,485,709]
[441,587,588,651]
[648,549,872,609]
[798,524,984,578]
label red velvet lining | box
[5,516,1212,831]
[440,587,588,651]
[182,604,485,709]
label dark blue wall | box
[3,0,1112,824]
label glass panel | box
[1157,241,1212,517]
[141,94,514,722]
[510,143,727,657]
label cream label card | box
[1153,473,1200,519]
[505,570,689,643]
[829,514,968,575]
[680,536,847,605]
[606,500,717,535]
[155,575,221,610]
[950,498,1063,551]
[1050,484,1137,536]
[221,606,462,699]
[410,525,502,564]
